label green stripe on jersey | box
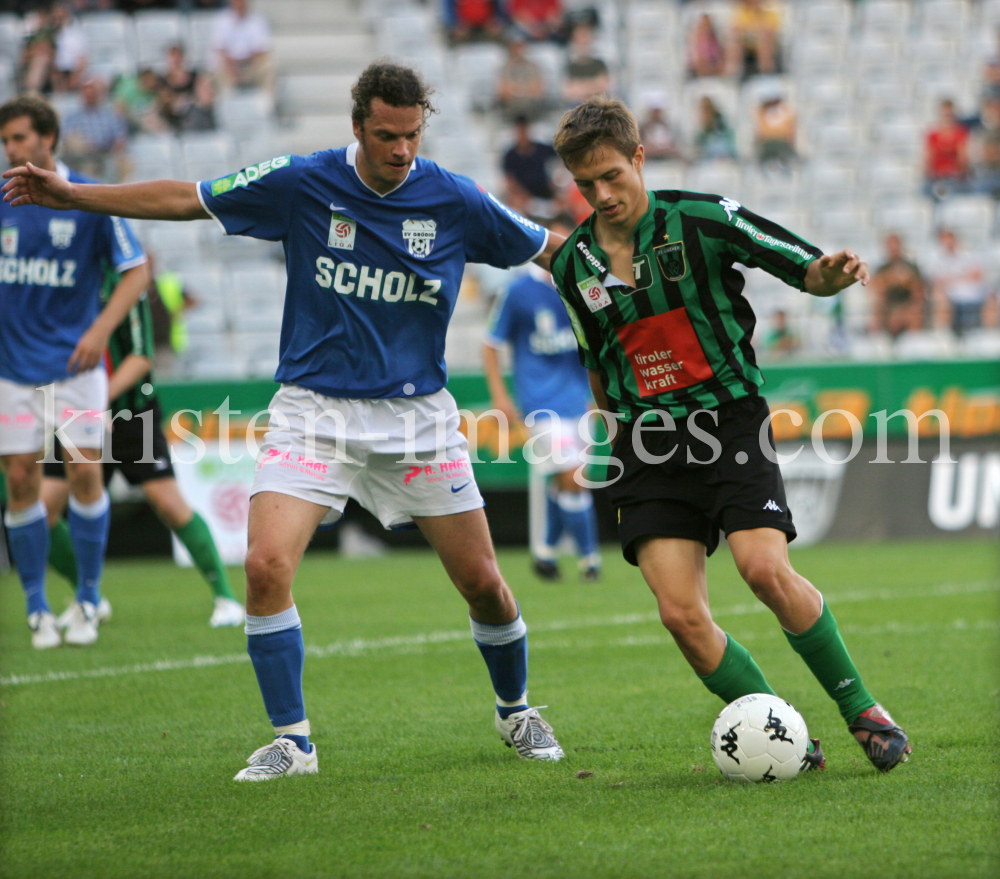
[551,190,821,420]
[102,266,158,416]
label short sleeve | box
[484,285,519,347]
[456,177,548,268]
[198,154,306,241]
[106,215,147,272]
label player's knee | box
[740,554,789,601]
[244,546,294,595]
[455,562,507,604]
[658,601,711,643]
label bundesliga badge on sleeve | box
[654,240,687,282]
[577,275,613,313]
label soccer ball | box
[710,694,808,782]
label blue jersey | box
[198,145,548,399]
[0,162,146,385]
[485,267,592,419]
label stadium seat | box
[960,329,1000,359]
[860,158,921,201]
[803,161,857,207]
[185,10,217,70]
[810,208,874,250]
[916,0,971,40]
[0,58,14,104]
[893,330,958,360]
[175,265,229,305]
[858,0,911,40]
[643,161,686,193]
[280,74,356,115]
[453,43,505,113]
[871,120,924,160]
[180,133,237,182]
[134,11,187,70]
[790,39,847,79]
[627,2,678,49]
[936,197,996,246]
[184,303,228,336]
[809,123,865,160]
[848,332,893,361]
[217,91,275,138]
[685,163,742,200]
[0,14,22,60]
[850,39,902,85]
[872,198,934,242]
[144,223,202,268]
[795,1,853,42]
[229,263,286,302]
[78,12,131,48]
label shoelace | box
[246,737,297,766]
[512,707,555,742]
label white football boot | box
[28,611,62,649]
[495,706,564,761]
[209,597,245,628]
[57,597,111,628]
[234,737,318,781]
[63,601,99,646]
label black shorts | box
[607,394,796,565]
[43,401,175,486]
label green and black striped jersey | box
[102,269,157,416]
[550,190,822,420]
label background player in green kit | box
[549,96,911,773]
[42,276,245,629]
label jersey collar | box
[346,141,418,198]
[583,190,656,288]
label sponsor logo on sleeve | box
[577,275,613,313]
[210,155,291,195]
[402,218,437,258]
[0,224,17,256]
[328,210,356,250]
[48,219,76,249]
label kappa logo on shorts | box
[763,499,783,512]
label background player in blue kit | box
[0,96,148,650]
[4,63,567,778]
[483,215,601,583]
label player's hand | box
[1,162,77,210]
[806,249,869,296]
[491,396,521,430]
[68,324,110,375]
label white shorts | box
[251,384,484,529]
[0,370,108,457]
[524,413,589,477]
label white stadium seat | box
[858,0,911,40]
[936,197,996,247]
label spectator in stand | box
[970,96,1000,197]
[754,89,797,171]
[638,93,683,162]
[925,99,970,199]
[496,35,547,122]
[687,13,726,79]
[869,234,925,338]
[927,229,995,336]
[444,0,504,44]
[507,0,565,43]
[173,73,217,132]
[501,115,558,217]
[113,68,168,134]
[694,95,737,162]
[157,43,215,132]
[19,3,88,95]
[562,23,609,105]
[60,74,128,182]
[212,0,274,93]
[763,310,798,356]
[163,43,198,104]
[728,0,782,78]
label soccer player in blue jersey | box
[5,63,567,777]
[483,215,601,582]
[0,96,148,649]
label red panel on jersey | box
[615,307,715,398]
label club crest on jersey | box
[0,224,17,256]
[654,241,687,282]
[48,219,76,249]
[402,219,437,258]
[328,210,356,250]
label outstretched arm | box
[69,263,150,374]
[804,249,870,297]
[532,230,566,272]
[2,162,208,221]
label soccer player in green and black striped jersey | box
[41,275,245,628]
[549,96,910,773]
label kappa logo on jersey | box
[210,155,291,196]
[0,224,16,256]
[328,209,356,250]
[654,241,687,282]
[577,275,612,313]
[575,240,608,276]
[48,219,76,249]
[402,219,437,258]
[720,197,741,221]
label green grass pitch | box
[1,539,998,879]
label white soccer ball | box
[710,693,808,782]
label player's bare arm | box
[2,163,208,221]
[107,353,153,403]
[482,342,521,426]
[532,230,565,272]
[69,263,149,374]
[804,249,870,297]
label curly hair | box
[0,95,60,151]
[350,60,437,128]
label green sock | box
[783,600,877,724]
[175,513,234,600]
[698,634,776,704]
[48,519,78,589]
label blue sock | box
[5,501,51,616]
[68,491,110,607]
[246,605,311,753]
[544,489,563,553]
[470,611,528,719]
[558,491,599,559]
